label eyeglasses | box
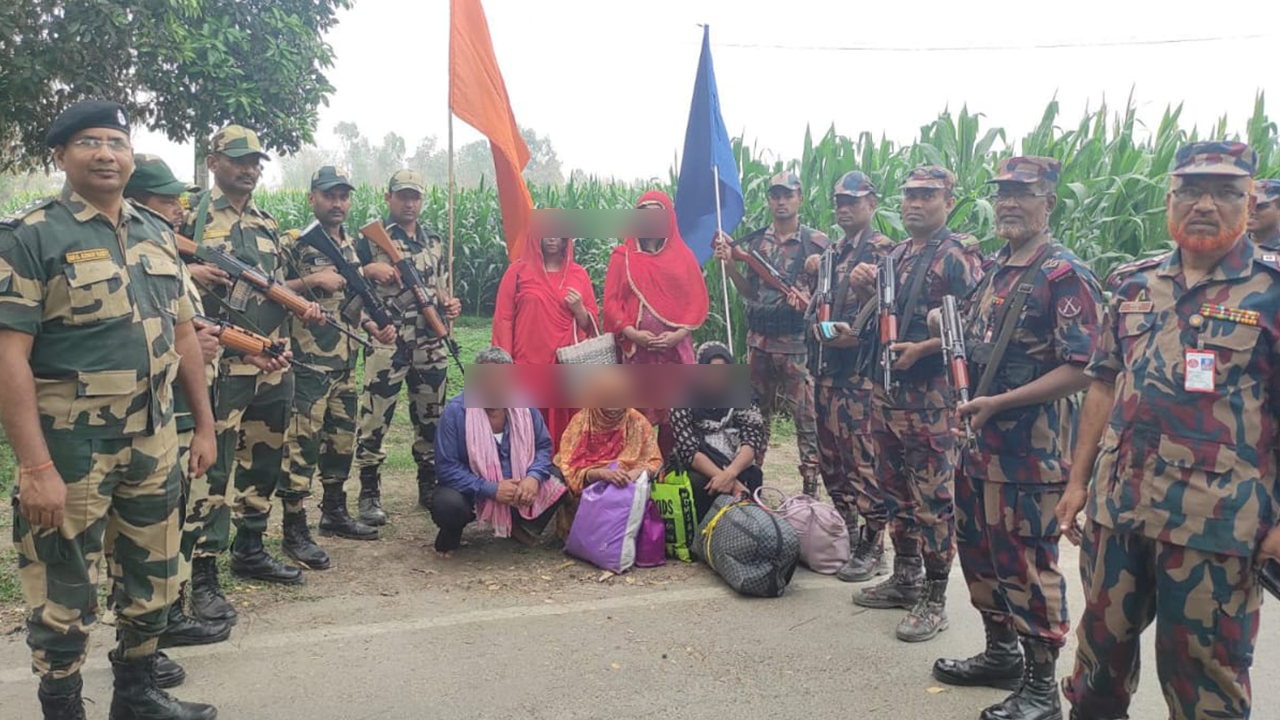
[70,137,132,152]
[992,189,1051,203]
[1172,186,1248,205]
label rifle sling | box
[896,233,945,342]
[973,243,1061,399]
[198,282,270,338]
[192,191,212,245]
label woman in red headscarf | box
[493,230,599,451]
[603,190,709,455]
[603,190,709,365]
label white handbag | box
[555,315,617,364]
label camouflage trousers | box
[284,365,357,498]
[355,343,448,473]
[13,426,181,679]
[188,365,293,556]
[175,430,194,589]
[955,473,1068,645]
[872,406,957,577]
[747,347,819,474]
[814,383,882,525]
[1064,521,1262,720]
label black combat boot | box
[318,485,379,540]
[158,587,232,648]
[897,576,950,642]
[357,465,387,526]
[800,466,820,498]
[38,673,86,720]
[153,651,186,689]
[837,525,891,583]
[189,557,237,626]
[933,613,1024,690]
[980,639,1062,720]
[230,529,306,584]
[416,465,436,510]
[107,651,217,720]
[279,509,331,571]
[852,552,924,609]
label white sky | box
[137,0,1279,186]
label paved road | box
[1,545,1275,720]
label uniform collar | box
[765,223,803,244]
[210,186,263,217]
[386,217,427,246]
[1158,234,1253,283]
[59,184,140,225]
[995,233,1053,268]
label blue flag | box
[675,26,744,265]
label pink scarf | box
[467,407,566,537]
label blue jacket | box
[434,393,553,501]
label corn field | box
[4,96,1278,351]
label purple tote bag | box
[565,471,651,573]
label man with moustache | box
[1057,142,1280,720]
[181,126,323,621]
[1248,178,1280,250]
[277,167,396,569]
[355,170,461,522]
[930,157,1103,720]
[714,170,828,497]
[850,166,983,643]
[804,171,895,580]
[0,100,218,719]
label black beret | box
[46,100,131,148]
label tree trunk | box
[193,134,209,190]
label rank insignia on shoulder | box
[1057,297,1082,318]
[1199,303,1259,326]
[65,248,113,264]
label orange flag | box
[449,0,533,262]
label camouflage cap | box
[988,155,1061,186]
[125,154,198,197]
[768,171,802,191]
[311,166,354,192]
[901,165,957,191]
[1171,141,1256,177]
[210,125,270,160]
[46,99,130,147]
[833,170,876,198]
[388,169,426,194]
[1252,178,1280,203]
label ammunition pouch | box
[807,334,863,382]
[969,342,1046,421]
[747,301,806,337]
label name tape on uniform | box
[65,248,112,264]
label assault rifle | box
[877,255,898,391]
[813,249,834,323]
[726,238,808,306]
[940,295,974,441]
[176,234,370,350]
[192,315,287,359]
[359,221,465,375]
[297,221,394,330]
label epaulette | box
[1105,254,1166,291]
[0,197,56,230]
[1254,251,1280,274]
[869,232,896,251]
[130,200,174,225]
[952,232,983,254]
[1042,257,1074,283]
[281,228,301,241]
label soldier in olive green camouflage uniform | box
[714,171,828,497]
[180,125,316,611]
[0,100,217,719]
[805,171,895,582]
[124,154,233,662]
[278,166,389,566]
[1060,142,1280,720]
[354,170,461,523]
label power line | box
[715,34,1270,53]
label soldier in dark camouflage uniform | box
[852,166,984,643]
[0,100,217,719]
[1058,142,1280,720]
[1248,178,1280,250]
[355,170,461,523]
[805,171,895,582]
[930,157,1103,720]
[124,155,233,664]
[278,167,396,566]
[181,126,324,612]
[714,170,828,496]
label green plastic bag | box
[651,470,697,563]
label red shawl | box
[603,190,709,338]
[492,230,599,365]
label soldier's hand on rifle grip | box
[306,268,346,294]
[786,288,811,311]
[956,396,1001,433]
[364,262,401,286]
[804,253,821,275]
[189,263,233,288]
[849,262,877,298]
[443,297,462,320]
[195,324,222,364]
[17,463,66,529]
[712,233,734,262]
[1055,481,1088,546]
[1261,525,1280,562]
[366,321,397,346]
[890,341,925,371]
[302,301,325,326]
[245,348,292,374]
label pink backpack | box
[755,488,849,575]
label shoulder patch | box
[1105,254,1166,290]
[1,197,56,229]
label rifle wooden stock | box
[192,315,285,358]
[729,242,797,298]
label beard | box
[996,218,1045,244]
[1168,213,1247,254]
